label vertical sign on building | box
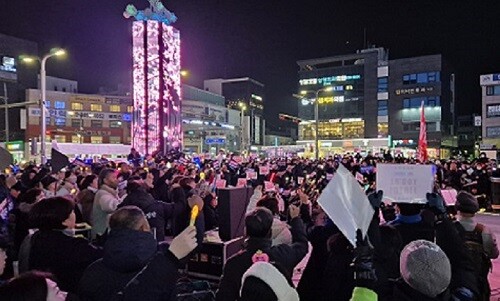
[132,20,181,155]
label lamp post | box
[300,86,333,160]
[238,102,247,153]
[20,48,66,164]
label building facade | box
[297,48,455,158]
[204,77,265,148]
[181,84,241,154]
[480,73,500,150]
[25,89,133,159]
[0,33,38,142]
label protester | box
[20,197,102,296]
[76,174,98,224]
[91,168,120,239]
[0,271,67,301]
[454,191,499,300]
[78,206,198,301]
[216,205,308,301]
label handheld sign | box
[259,166,270,176]
[355,172,364,183]
[247,171,257,180]
[441,189,458,206]
[237,178,247,188]
[189,205,199,227]
[376,164,433,204]
[297,177,304,185]
[216,179,227,189]
[264,181,275,192]
[317,164,374,247]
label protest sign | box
[355,172,364,183]
[246,171,258,180]
[259,166,269,175]
[215,179,227,189]
[237,178,247,188]
[376,164,433,204]
[297,177,304,185]
[264,181,275,192]
[441,189,457,206]
[317,164,374,246]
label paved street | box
[475,213,500,300]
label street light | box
[20,48,66,164]
[238,102,247,153]
[299,86,333,160]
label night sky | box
[2,0,500,128]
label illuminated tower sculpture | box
[124,1,182,155]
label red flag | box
[418,101,428,162]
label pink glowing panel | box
[132,20,182,155]
[132,21,147,155]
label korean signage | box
[395,87,434,95]
[474,116,482,126]
[28,108,125,120]
[481,74,500,86]
[299,74,361,86]
[0,56,17,81]
[486,126,500,138]
[487,104,500,118]
[6,141,24,152]
[69,95,106,103]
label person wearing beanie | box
[216,206,308,301]
[400,240,452,298]
[454,191,498,301]
[240,262,299,301]
[455,191,498,259]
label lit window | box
[71,135,82,144]
[54,135,66,143]
[71,119,82,128]
[109,136,121,144]
[54,118,66,126]
[54,101,65,109]
[377,77,388,93]
[109,105,121,112]
[71,102,83,110]
[91,120,103,128]
[91,136,103,144]
[377,100,388,116]
[378,123,388,137]
[90,104,102,111]
[486,85,500,96]
[127,106,133,113]
[110,121,122,128]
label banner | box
[259,166,269,176]
[376,164,433,203]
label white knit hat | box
[241,262,300,301]
[400,240,451,298]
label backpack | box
[455,222,492,301]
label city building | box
[24,88,133,160]
[0,33,38,142]
[181,84,241,153]
[456,115,482,158]
[204,77,265,149]
[296,47,455,158]
[480,73,500,152]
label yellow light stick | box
[189,205,199,227]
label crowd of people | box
[0,149,497,301]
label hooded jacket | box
[28,230,103,294]
[119,187,184,241]
[78,228,180,301]
[216,217,308,301]
[91,184,121,238]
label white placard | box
[317,165,374,247]
[376,164,434,204]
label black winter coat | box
[216,217,308,301]
[29,230,103,294]
[119,187,184,241]
[78,229,180,301]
